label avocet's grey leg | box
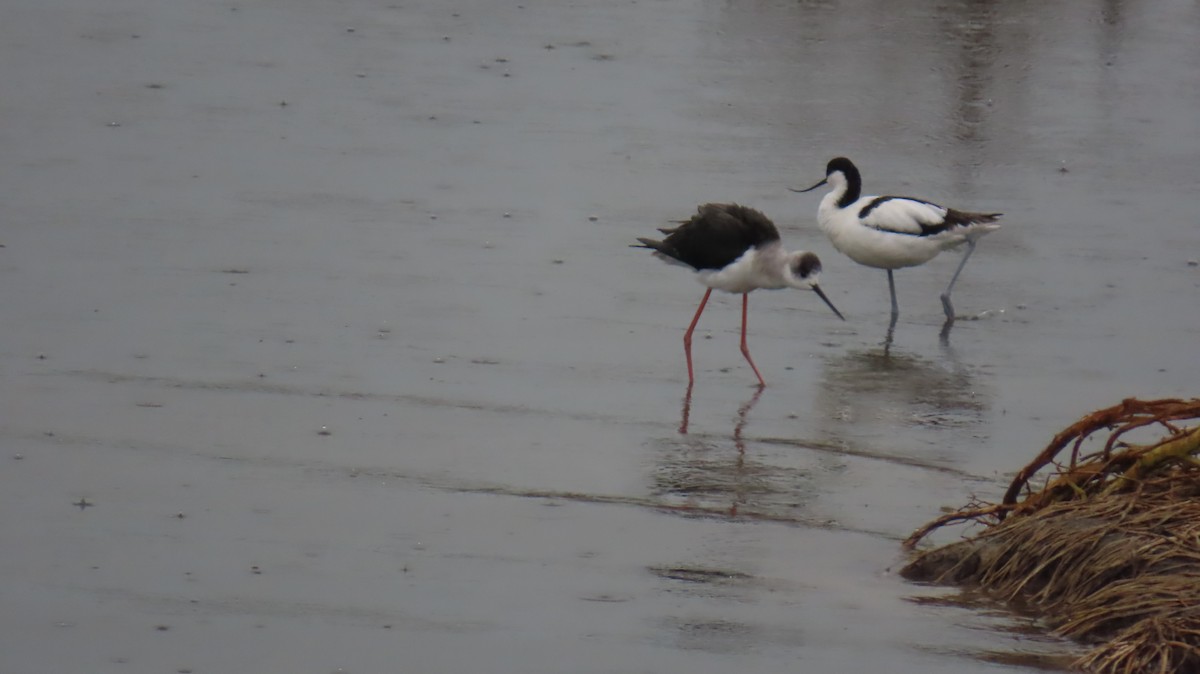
[887,269,899,321]
[941,239,977,321]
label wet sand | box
[2,0,1198,672]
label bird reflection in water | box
[882,317,955,353]
[815,343,990,466]
[659,384,796,519]
[678,382,763,439]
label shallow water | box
[2,0,1198,672]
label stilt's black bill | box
[790,178,827,193]
[812,285,845,321]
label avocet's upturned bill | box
[793,157,1001,324]
[633,203,844,386]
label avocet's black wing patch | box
[943,208,1003,229]
[857,196,952,236]
[858,197,1003,237]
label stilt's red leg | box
[678,382,694,434]
[740,293,766,386]
[683,288,712,384]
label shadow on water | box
[814,342,991,463]
[934,0,1006,185]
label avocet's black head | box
[786,251,844,320]
[792,156,860,192]
[791,157,862,207]
[824,157,858,181]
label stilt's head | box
[784,251,845,320]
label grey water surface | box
[2,0,1198,672]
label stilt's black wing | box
[649,203,780,271]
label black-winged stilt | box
[792,157,1001,327]
[633,203,844,386]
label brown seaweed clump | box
[902,398,1200,674]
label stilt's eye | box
[794,252,821,278]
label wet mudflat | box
[2,0,1198,672]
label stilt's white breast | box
[697,245,786,293]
